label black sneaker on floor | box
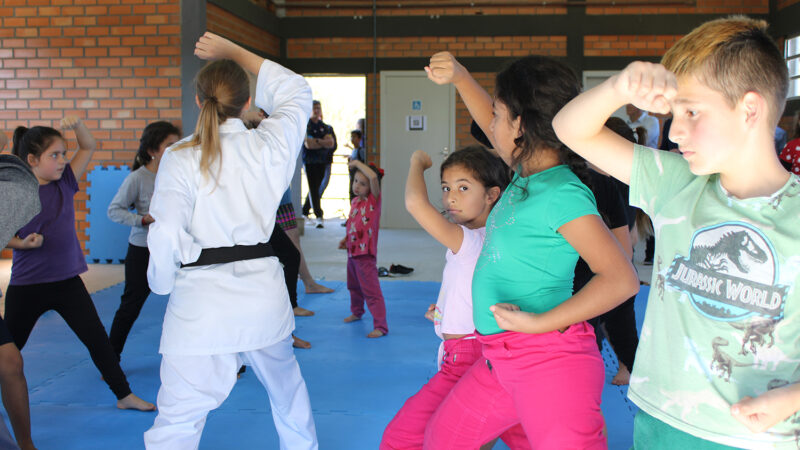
[378,267,390,277]
[390,264,414,275]
[316,222,324,228]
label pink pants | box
[347,254,388,334]
[424,323,606,450]
[380,335,529,450]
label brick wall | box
[207,3,281,58]
[281,2,566,16]
[584,35,683,57]
[585,0,768,14]
[778,0,800,9]
[0,0,182,257]
[287,36,567,59]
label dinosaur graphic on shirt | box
[710,336,752,382]
[689,230,767,273]
[656,255,666,300]
[731,318,778,356]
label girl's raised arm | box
[63,116,96,181]
[426,52,497,150]
[405,150,464,253]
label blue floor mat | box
[12,280,649,449]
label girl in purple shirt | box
[5,117,154,412]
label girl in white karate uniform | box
[143,33,317,450]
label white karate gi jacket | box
[147,60,312,356]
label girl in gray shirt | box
[106,121,180,359]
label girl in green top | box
[421,53,639,448]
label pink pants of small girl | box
[347,254,388,334]
[380,334,529,449]
[424,322,606,449]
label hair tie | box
[206,96,218,104]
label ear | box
[485,186,502,204]
[740,91,766,128]
[513,116,523,138]
[27,153,38,167]
[195,94,202,109]
[239,97,252,117]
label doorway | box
[301,76,367,221]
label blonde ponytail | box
[195,97,223,180]
[174,59,250,184]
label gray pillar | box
[180,0,206,136]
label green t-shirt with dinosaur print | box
[628,144,800,449]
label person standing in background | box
[625,104,660,149]
[301,100,336,228]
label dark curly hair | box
[494,56,587,196]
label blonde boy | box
[554,17,799,449]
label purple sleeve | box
[61,164,79,193]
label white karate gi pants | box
[143,335,317,450]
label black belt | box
[180,242,275,268]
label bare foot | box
[367,329,385,338]
[292,335,312,349]
[293,306,315,317]
[117,393,156,412]
[305,283,334,294]
[611,364,631,385]
[343,315,361,323]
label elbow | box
[405,196,420,214]
[552,114,571,146]
[622,261,640,298]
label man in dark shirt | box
[301,100,336,226]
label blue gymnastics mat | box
[85,165,132,264]
[12,280,648,449]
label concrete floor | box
[0,218,653,299]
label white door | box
[380,71,456,229]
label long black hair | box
[494,56,587,196]
[132,121,181,170]
[12,126,63,166]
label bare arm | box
[553,62,678,184]
[350,159,380,198]
[731,382,800,433]
[304,134,334,149]
[320,133,335,148]
[611,225,633,260]
[62,117,96,181]
[6,233,43,250]
[492,215,639,333]
[405,150,464,253]
[426,52,497,150]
